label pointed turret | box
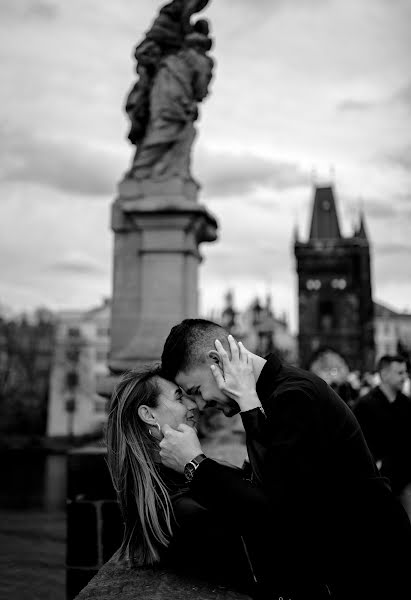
[293,222,300,243]
[265,292,273,317]
[309,185,342,240]
[222,289,236,331]
[357,211,368,240]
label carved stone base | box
[102,184,218,384]
[118,175,199,203]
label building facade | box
[294,185,374,373]
[216,290,297,363]
[374,302,411,362]
[47,299,110,438]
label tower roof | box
[309,185,341,240]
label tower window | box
[306,279,321,291]
[331,278,347,290]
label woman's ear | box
[137,404,156,426]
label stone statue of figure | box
[125,0,214,183]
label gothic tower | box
[294,185,374,372]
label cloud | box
[337,79,411,114]
[391,80,411,111]
[47,252,107,276]
[0,127,123,197]
[376,242,411,256]
[195,147,309,197]
[381,146,411,172]
[0,0,58,21]
[337,195,405,222]
[337,99,377,113]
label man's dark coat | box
[190,355,411,598]
[354,385,411,493]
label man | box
[353,355,411,496]
[159,319,411,599]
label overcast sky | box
[0,0,410,331]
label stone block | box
[117,176,199,202]
[67,502,98,567]
[67,567,99,600]
[73,556,252,600]
[68,448,115,501]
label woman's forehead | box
[157,377,178,397]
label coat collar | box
[256,353,282,403]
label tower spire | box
[309,184,342,240]
[357,210,368,239]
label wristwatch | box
[184,453,207,482]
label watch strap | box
[184,453,207,482]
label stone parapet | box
[73,556,252,600]
[66,446,123,600]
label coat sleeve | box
[167,493,256,592]
[189,458,273,532]
[189,459,282,586]
[241,389,322,501]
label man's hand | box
[159,423,203,473]
[211,335,261,413]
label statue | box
[124,0,214,184]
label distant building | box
[47,299,111,438]
[294,184,374,373]
[213,290,296,363]
[374,302,411,362]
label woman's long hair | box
[106,365,174,566]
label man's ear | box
[208,350,222,369]
[138,404,156,425]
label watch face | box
[184,462,196,481]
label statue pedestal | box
[106,177,218,377]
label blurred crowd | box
[330,355,411,516]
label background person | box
[353,355,411,500]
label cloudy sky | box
[0,0,410,331]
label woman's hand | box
[210,335,261,413]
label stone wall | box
[66,446,123,600]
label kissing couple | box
[107,318,411,600]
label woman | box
[106,364,202,566]
[106,363,262,594]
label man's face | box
[175,362,241,417]
[381,361,408,392]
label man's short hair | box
[377,354,406,373]
[161,318,228,380]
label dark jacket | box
[160,464,264,597]
[353,386,411,493]
[190,355,411,598]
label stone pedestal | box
[107,176,218,376]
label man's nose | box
[194,396,206,411]
[184,397,197,410]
